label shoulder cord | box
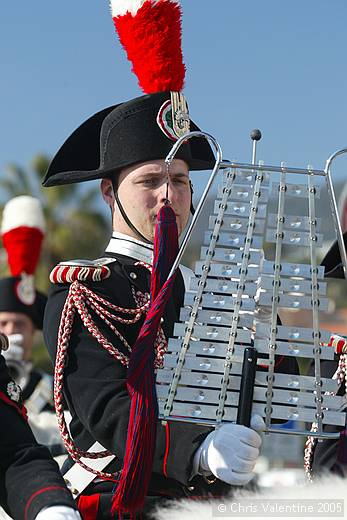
[54,264,168,479]
[304,353,347,481]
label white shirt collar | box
[105,232,153,264]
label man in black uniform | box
[42,93,299,517]
[0,333,80,520]
[41,1,297,517]
[308,234,347,477]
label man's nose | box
[1,323,15,336]
[159,179,173,204]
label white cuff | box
[35,506,81,520]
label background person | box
[306,233,347,478]
[0,196,64,454]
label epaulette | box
[50,257,116,284]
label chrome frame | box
[162,133,347,440]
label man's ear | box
[100,178,115,207]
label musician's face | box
[0,312,35,361]
[101,159,191,242]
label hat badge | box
[15,274,35,306]
[157,91,190,141]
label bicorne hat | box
[42,92,215,187]
[0,196,47,329]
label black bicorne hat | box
[0,278,46,330]
[42,91,215,187]
[321,231,347,278]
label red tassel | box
[111,204,178,516]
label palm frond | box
[5,164,32,193]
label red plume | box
[111,0,185,93]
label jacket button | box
[130,272,137,280]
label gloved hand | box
[35,506,82,519]
[194,414,265,486]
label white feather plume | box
[2,196,46,234]
[110,0,179,18]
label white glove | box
[194,414,265,486]
[3,334,24,359]
[35,506,82,519]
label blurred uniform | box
[0,336,79,520]
[308,233,347,476]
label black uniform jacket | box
[43,252,298,517]
[0,354,77,520]
[309,359,347,477]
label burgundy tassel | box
[111,204,178,517]
[150,204,178,300]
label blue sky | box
[1,0,347,197]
